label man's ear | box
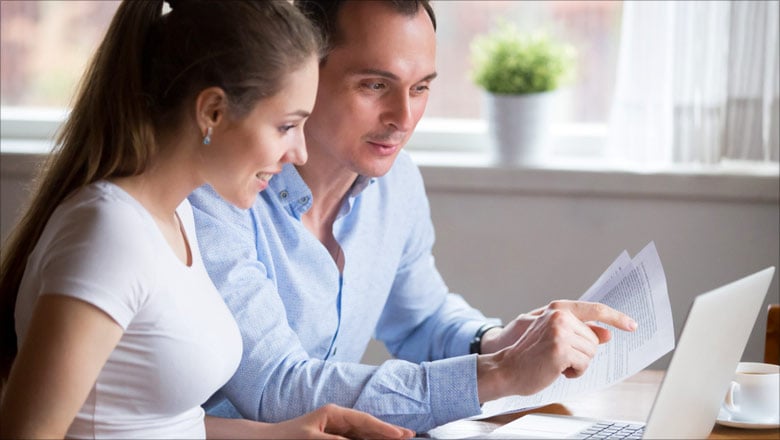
[195,87,228,136]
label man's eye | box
[363,82,386,91]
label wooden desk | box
[427,370,780,439]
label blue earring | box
[203,127,212,145]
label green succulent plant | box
[471,23,576,95]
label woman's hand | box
[206,404,414,439]
[275,404,415,439]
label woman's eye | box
[279,124,296,133]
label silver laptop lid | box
[643,267,775,439]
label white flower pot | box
[484,90,556,166]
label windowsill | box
[411,149,779,204]
[2,135,778,205]
[404,118,779,203]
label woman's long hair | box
[0,0,321,380]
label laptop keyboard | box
[574,421,645,439]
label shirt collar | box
[269,164,312,218]
[348,175,377,198]
[269,165,377,217]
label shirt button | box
[279,190,288,199]
[299,196,310,204]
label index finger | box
[550,300,638,331]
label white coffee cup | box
[721,361,780,423]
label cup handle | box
[722,381,741,414]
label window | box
[1,0,120,108]
[1,0,120,146]
[413,1,622,156]
[429,1,622,122]
[1,1,621,159]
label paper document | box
[473,241,675,419]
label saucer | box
[716,409,780,429]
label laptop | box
[486,266,776,439]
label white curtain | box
[607,0,779,165]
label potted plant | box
[471,22,575,165]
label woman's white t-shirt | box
[15,181,242,438]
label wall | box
[361,155,780,370]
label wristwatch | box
[469,323,503,354]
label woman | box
[0,1,413,438]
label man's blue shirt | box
[189,151,497,431]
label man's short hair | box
[294,0,436,57]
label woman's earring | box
[202,127,212,145]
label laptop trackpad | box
[486,414,598,438]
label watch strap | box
[469,323,503,354]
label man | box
[189,0,637,433]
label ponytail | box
[0,0,164,380]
